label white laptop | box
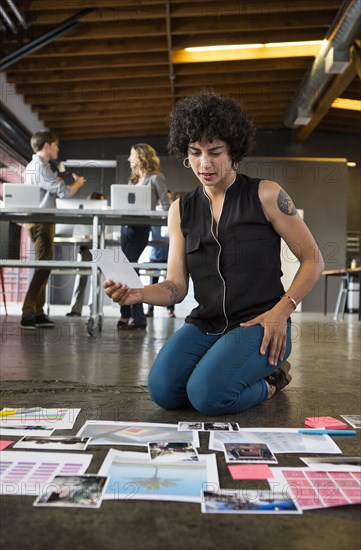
[55,198,108,236]
[110,184,151,211]
[56,198,108,210]
[2,183,40,208]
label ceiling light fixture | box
[265,40,324,48]
[173,40,324,63]
[185,44,264,52]
[331,98,361,111]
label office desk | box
[322,267,361,321]
[0,208,168,334]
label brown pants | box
[22,223,55,317]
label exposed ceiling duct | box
[0,4,18,36]
[0,103,32,161]
[0,8,94,71]
[283,0,361,128]
[5,0,29,32]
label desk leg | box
[359,270,361,322]
[97,221,105,325]
[324,275,328,316]
[91,215,99,319]
[0,267,8,316]
[87,215,100,337]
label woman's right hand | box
[103,279,144,305]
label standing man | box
[21,130,86,329]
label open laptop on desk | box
[55,198,108,237]
[56,198,108,210]
[2,183,40,208]
[110,184,151,211]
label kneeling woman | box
[104,91,324,416]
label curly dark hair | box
[168,91,255,163]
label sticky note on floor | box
[228,464,273,480]
[0,440,14,450]
[304,417,348,430]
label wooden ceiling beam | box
[170,1,340,17]
[55,123,168,137]
[27,6,166,25]
[25,0,163,10]
[7,52,169,72]
[172,29,326,50]
[24,82,295,107]
[1,1,352,138]
[175,57,311,76]
[48,114,170,129]
[26,80,298,106]
[33,96,290,117]
[6,20,168,42]
[170,11,335,35]
[12,66,306,88]
[175,81,299,97]
[51,115,290,131]
[54,120,169,131]
[9,65,170,85]
[21,9,335,38]
[16,77,172,95]
[7,55,311,78]
[2,28,324,60]
[325,109,361,120]
[57,119,288,141]
[316,122,360,133]
[31,100,173,113]
[351,43,361,80]
[293,55,358,143]
[24,0,340,16]
[175,70,306,88]
[3,38,169,58]
[340,85,361,99]
[59,130,167,140]
[49,112,285,126]
[24,88,172,105]
[42,102,289,123]
[59,123,287,141]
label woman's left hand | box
[240,307,288,366]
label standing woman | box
[105,92,324,415]
[118,143,170,330]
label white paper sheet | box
[90,248,144,288]
[0,408,81,431]
[0,451,92,495]
[98,449,218,503]
[201,488,302,514]
[77,421,200,447]
[13,436,91,451]
[33,475,110,509]
[0,426,55,437]
[300,457,361,470]
[340,415,361,429]
[209,428,342,454]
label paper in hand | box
[90,248,144,288]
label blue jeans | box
[148,322,292,416]
[120,225,150,325]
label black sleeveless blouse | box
[179,173,284,334]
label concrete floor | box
[0,307,360,550]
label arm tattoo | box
[158,280,178,305]
[277,189,297,216]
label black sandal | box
[265,361,292,394]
